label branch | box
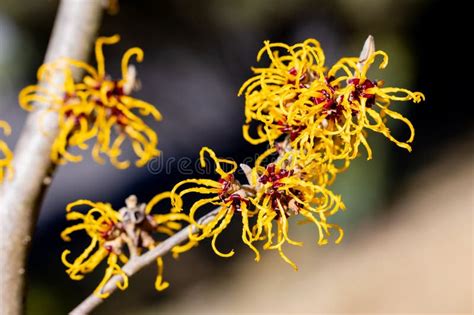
[69,208,220,315]
[0,1,103,314]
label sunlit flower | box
[239,38,425,164]
[68,35,162,168]
[238,39,326,146]
[322,50,425,158]
[170,147,253,258]
[19,35,162,169]
[61,194,193,298]
[0,120,13,182]
[248,148,345,269]
[171,146,344,269]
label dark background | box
[0,0,471,314]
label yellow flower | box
[248,149,345,270]
[0,120,13,182]
[18,62,75,112]
[61,200,126,298]
[239,38,425,164]
[170,147,249,258]
[238,39,326,146]
[18,35,162,169]
[323,50,425,158]
[171,146,344,269]
[69,35,162,168]
[51,91,99,164]
[61,194,193,298]
[237,39,350,179]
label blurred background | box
[0,0,471,314]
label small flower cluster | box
[61,194,194,297]
[171,146,344,269]
[239,37,424,166]
[0,120,13,182]
[19,35,161,169]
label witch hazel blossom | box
[239,36,425,165]
[61,194,195,298]
[19,35,161,169]
[169,146,344,269]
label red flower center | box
[258,164,302,217]
[347,78,378,108]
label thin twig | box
[0,1,103,314]
[70,208,220,315]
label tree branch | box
[0,1,103,314]
[69,208,220,315]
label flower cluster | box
[239,38,425,167]
[0,120,13,182]
[169,36,423,269]
[19,35,161,169]
[171,146,344,269]
[61,194,194,297]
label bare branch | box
[0,1,103,314]
[69,208,220,315]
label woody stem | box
[0,1,103,314]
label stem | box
[0,1,103,314]
[69,208,220,315]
